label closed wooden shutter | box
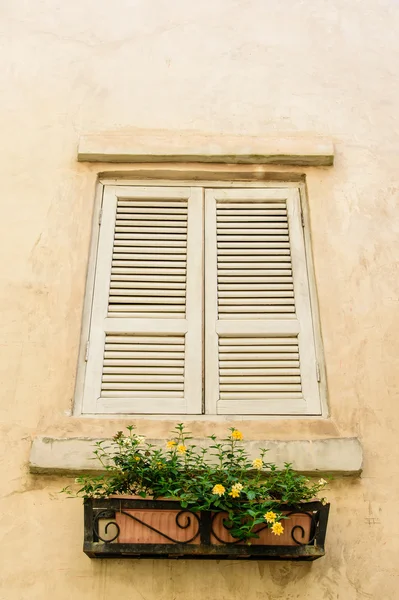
[82,186,203,414]
[205,188,321,415]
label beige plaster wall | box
[1,0,399,598]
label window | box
[78,184,323,416]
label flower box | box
[84,497,330,560]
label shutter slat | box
[217,227,288,234]
[116,219,187,227]
[219,298,295,306]
[219,291,294,298]
[219,337,298,345]
[114,239,187,248]
[218,242,289,249]
[105,335,184,352]
[217,236,290,243]
[103,366,184,374]
[218,248,290,255]
[117,201,187,208]
[218,256,291,263]
[220,392,303,399]
[104,357,183,366]
[217,202,286,209]
[219,282,293,290]
[219,306,295,313]
[219,383,302,392]
[108,305,186,313]
[114,248,186,255]
[112,268,187,276]
[218,269,291,276]
[112,260,186,267]
[220,360,299,367]
[109,297,186,305]
[117,208,187,215]
[110,282,186,290]
[115,227,187,234]
[116,214,187,221]
[217,208,286,214]
[218,263,292,270]
[219,315,295,321]
[115,233,187,240]
[103,374,184,383]
[220,374,300,383]
[217,216,288,223]
[102,383,184,391]
[108,311,186,318]
[110,289,185,297]
[100,391,183,399]
[104,352,184,358]
[111,274,186,282]
[219,353,299,360]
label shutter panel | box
[82,186,203,414]
[205,188,321,415]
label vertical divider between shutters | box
[184,187,204,414]
[204,190,219,415]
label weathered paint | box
[1,0,399,598]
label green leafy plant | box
[62,424,329,542]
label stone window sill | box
[29,436,362,476]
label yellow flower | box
[166,440,176,449]
[134,456,140,462]
[231,429,243,441]
[252,458,263,470]
[318,478,327,486]
[271,522,284,536]
[157,462,163,469]
[177,444,187,454]
[264,511,277,523]
[212,484,226,496]
[228,483,243,498]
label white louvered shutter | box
[205,188,321,415]
[82,186,203,414]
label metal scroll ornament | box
[286,510,318,546]
[210,510,317,546]
[93,509,201,544]
[93,510,120,543]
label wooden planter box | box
[84,498,329,560]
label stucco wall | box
[1,1,399,598]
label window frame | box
[73,179,328,420]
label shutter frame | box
[286,188,321,414]
[82,185,203,415]
[205,187,321,416]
